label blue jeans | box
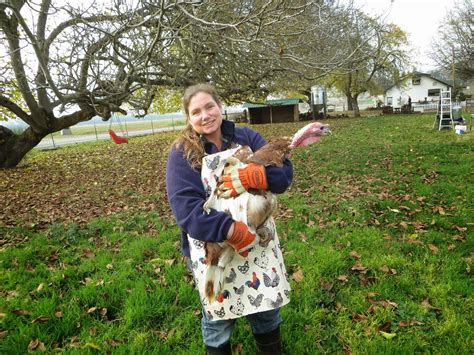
[186,257,282,348]
[201,308,282,348]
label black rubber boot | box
[254,326,282,355]
[206,342,232,355]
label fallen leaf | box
[351,262,369,274]
[399,221,408,229]
[337,275,349,283]
[292,269,304,282]
[28,339,46,352]
[232,343,244,353]
[453,225,467,232]
[379,265,397,275]
[54,311,62,318]
[154,330,169,339]
[320,279,334,291]
[421,298,442,314]
[7,290,19,299]
[433,206,445,215]
[12,309,30,316]
[36,283,44,292]
[106,263,114,270]
[379,331,397,340]
[32,316,50,323]
[428,244,439,253]
[359,276,377,286]
[164,259,176,266]
[352,313,368,322]
[70,336,81,348]
[379,300,398,309]
[84,249,95,258]
[378,321,392,332]
[109,339,124,346]
[399,319,424,327]
[87,307,97,314]
[366,305,378,314]
[89,327,98,336]
[367,292,380,299]
[349,251,361,259]
[0,330,8,338]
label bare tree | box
[324,10,410,117]
[429,0,474,81]
[0,0,364,167]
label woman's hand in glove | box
[226,221,258,257]
[217,159,267,198]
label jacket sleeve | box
[166,146,234,242]
[243,127,293,194]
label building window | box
[428,89,441,96]
[412,78,421,85]
[387,97,393,105]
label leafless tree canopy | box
[429,0,474,80]
[0,0,375,167]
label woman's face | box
[187,91,223,139]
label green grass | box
[51,118,186,136]
[1,113,473,353]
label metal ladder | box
[435,89,454,130]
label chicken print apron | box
[187,147,291,320]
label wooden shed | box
[243,99,301,124]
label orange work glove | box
[217,162,268,198]
[226,221,257,257]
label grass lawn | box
[0,113,473,353]
[51,118,186,136]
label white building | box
[384,71,452,108]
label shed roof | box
[243,98,300,108]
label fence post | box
[150,117,155,134]
[124,120,129,137]
[93,121,99,141]
[50,133,56,148]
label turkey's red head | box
[289,122,331,149]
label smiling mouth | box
[203,120,215,127]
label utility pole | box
[452,46,456,98]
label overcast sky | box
[353,0,458,72]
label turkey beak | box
[323,126,331,135]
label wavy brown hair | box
[174,83,222,170]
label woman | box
[166,83,293,354]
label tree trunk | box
[350,95,360,117]
[0,126,46,168]
[347,97,353,111]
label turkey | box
[203,122,331,302]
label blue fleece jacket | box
[166,120,293,256]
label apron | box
[188,147,291,320]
